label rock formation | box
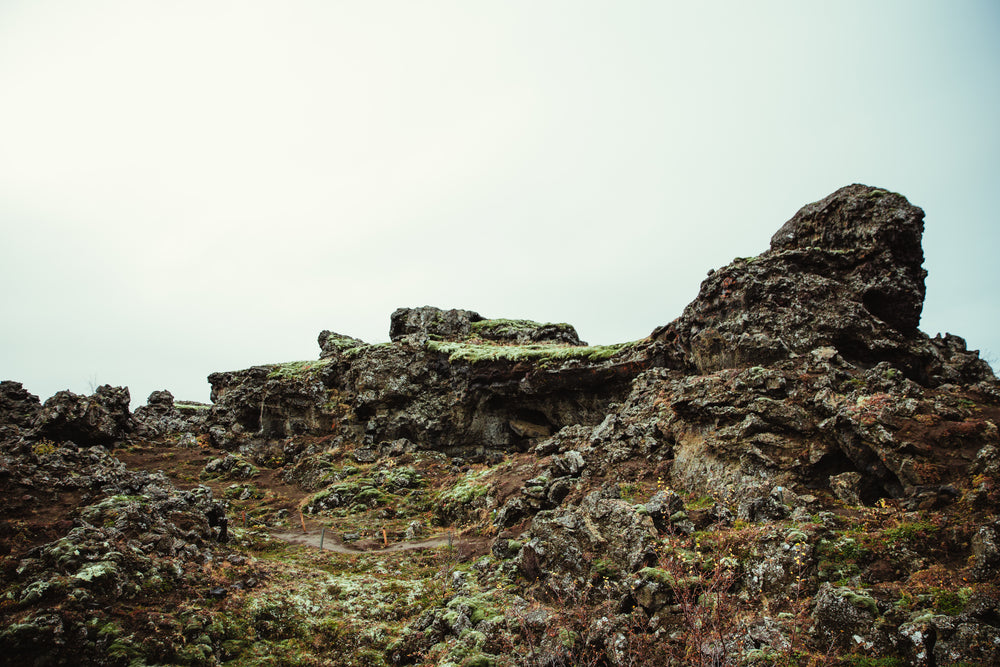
[1,184,998,666]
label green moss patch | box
[426,339,634,365]
[266,359,332,380]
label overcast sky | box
[1,1,998,408]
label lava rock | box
[389,306,484,342]
[33,385,134,446]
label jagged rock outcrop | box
[205,362,336,461]
[389,305,586,345]
[133,389,211,437]
[317,330,367,359]
[205,312,647,460]
[0,381,41,439]
[514,487,660,599]
[652,184,994,386]
[32,385,134,447]
[3,184,999,666]
[389,306,485,342]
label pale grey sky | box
[1,1,997,407]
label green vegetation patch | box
[470,318,575,339]
[438,469,491,505]
[884,520,938,544]
[266,359,332,380]
[304,464,426,518]
[426,339,634,365]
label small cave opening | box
[807,449,856,482]
[808,448,903,504]
[235,406,262,434]
[509,408,556,438]
[260,413,287,439]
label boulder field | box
[2,185,998,666]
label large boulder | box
[33,385,133,446]
[389,306,585,346]
[651,184,993,386]
[389,306,484,342]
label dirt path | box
[271,529,454,554]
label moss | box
[471,318,555,334]
[933,587,972,616]
[469,318,577,342]
[106,639,141,662]
[343,342,392,359]
[266,359,332,380]
[686,494,716,510]
[884,521,937,543]
[619,482,642,502]
[636,566,677,588]
[439,469,491,505]
[592,558,621,581]
[426,339,634,365]
[30,439,57,456]
[841,657,905,667]
[74,561,119,584]
[356,487,387,505]
[785,529,808,545]
[224,483,264,500]
[325,336,367,353]
[840,589,879,615]
[447,594,500,625]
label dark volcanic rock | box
[389,305,585,346]
[471,318,585,346]
[0,381,42,438]
[0,436,238,666]
[2,184,999,667]
[207,363,335,453]
[514,488,659,599]
[33,385,134,446]
[203,315,648,460]
[133,389,211,437]
[769,184,926,333]
[389,306,484,342]
[317,330,367,359]
[651,184,994,387]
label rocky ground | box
[2,184,999,666]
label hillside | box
[2,184,998,666]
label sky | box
[1,1,998,408]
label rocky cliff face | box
[2,184,998,666]
[653,184,991,386]
[203,308,649,462]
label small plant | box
[619,482,643,502]
[932,587,972,615]
[884,520,937,544]
[31,439,58,457]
